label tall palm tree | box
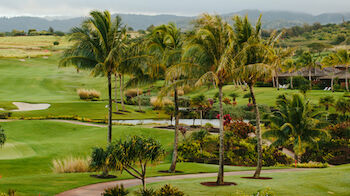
[270,47,295,90]
[178,14,234,184]
[298,51,320,89]
[335,49,350,92]
[233,15,280,178]
[322,53,340,92]
[264,94,328,162]
[60,10,126,143]
[148,23,183,173]
[282,58,298,89]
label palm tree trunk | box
[309,68,312,89]
[137,87,142,111]
[272,76,276,88]
[346,66,349,92]
[216,85,224,184]
[114,73,119,112]
[119,74,125,111]
[169,85,179,172]
[290,74,293,89]
[107,72,113,143]
[331,72,334,93]
[276,69,280,90]
[249,84,262,178]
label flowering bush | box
[225,120,255,139]
[223,97,231,105]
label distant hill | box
[1,10,350,32]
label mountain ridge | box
[1,10,350,32]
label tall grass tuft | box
[77,89,101,100]
[150,97,173,109]
[125,88,143,98]
[52,156,91,173]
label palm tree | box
[270,47,295,90]
[282,58,298,89]
[178,14,234,184]
[335,49,350,92]
[148,23,183,173]
[264,94,328,162]
[319,96,335,111]
[233,15,280,178]
[322,53,340,92]
[60,10,126,143]
[298,51,320,89]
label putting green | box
[0,141,36,159]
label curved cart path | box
[56,168,311,196]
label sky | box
[0,0,349,17]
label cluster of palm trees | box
[62,10,331,184]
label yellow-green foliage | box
[77,89,101,100]
[52,156,91,173]
[125,88,143,98]
[150,97,173,109]
[293,162,329,168]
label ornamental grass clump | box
[77,89,101,100]
[52,156,91,173]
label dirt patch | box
[200,182,237,186]
[240,176,273,180]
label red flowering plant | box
[219,113,255,139]
[207,98,214,106]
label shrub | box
[77,89,101,100]
[293,162,328,168]
[102,185,129,196]
[332,34,346,45]
[52,156,91,173]
[125,88,143,98]
[136,188,156,196]
[0,112,12,119]
[53,41,60,46]
[150,97,173,109]
[223,97,231,105]
[224,120,255,139]
[253,188,275,196]
[156,184,184,196]
[289,76,310,89]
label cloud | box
[0,0,349,17]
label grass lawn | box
[0,120,280,195]
[129,164,350,196]
[188,85,345,107]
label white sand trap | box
[12,102,51,111]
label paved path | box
[56,168,310,196]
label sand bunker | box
[2,102,51,112]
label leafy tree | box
[90,147,111,177]
[48,27,54,34]
[60,10,127,143]
[264,94,328,162]
[108,136,164,191]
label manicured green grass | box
[0,120,275,195]
[130,164,350,196]
[188,85,345,107]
